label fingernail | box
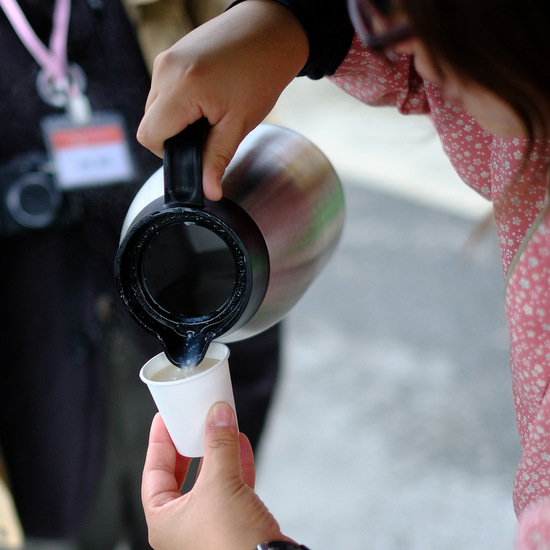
[210,402,234,427]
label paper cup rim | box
[140,342,230,386]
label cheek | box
[462,91,527,136]
[410,44,526,136]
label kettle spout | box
[161,329,213,368]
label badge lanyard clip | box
[0,0,92,124]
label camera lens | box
[6,171,62,228]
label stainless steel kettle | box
[114,118,345,367]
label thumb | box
[199,402,242,483]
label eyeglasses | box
[347,0,412,56]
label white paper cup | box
[140,342,235,457]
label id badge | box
[41,111,135,190]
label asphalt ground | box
[255,182,519,550]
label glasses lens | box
[348,0,411,53]
[370,0,393,16]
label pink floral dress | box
[330,35,550,548]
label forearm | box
[229,0,355,78]
[219,0,310,77]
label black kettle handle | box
[163,117,209,207]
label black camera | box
[0,152,80,238]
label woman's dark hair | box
[399,0,550,141]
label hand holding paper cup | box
[140,342,235,457]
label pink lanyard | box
[0,0,71,82]
[0,0,91,119]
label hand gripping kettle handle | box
[163,117,209,207]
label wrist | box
[228,0,309,73]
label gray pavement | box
[255,183,519,550]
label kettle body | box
[115,120,345,366]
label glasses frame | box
[347,0,412,54]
